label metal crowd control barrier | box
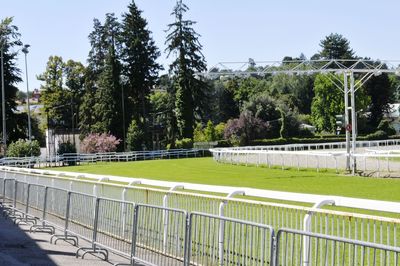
[275,228,400,266]
[3,167,400,251]
[1,175,400,266]
[188,212,275,266]
[132,204,187,265]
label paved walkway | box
[0,214,129,266]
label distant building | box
[31,89,41,103]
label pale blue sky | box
[2,0,400,92]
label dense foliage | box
[6,139,40,157]
[3,1,400,154]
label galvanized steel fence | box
[275,228,400,266]
[3,168,400,249]
[1,172,400,265]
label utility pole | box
[0,40,6,154]
[22,44,32,141]
[120,75,128,151]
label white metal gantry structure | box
[197,59,400,174]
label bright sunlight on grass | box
[55,157,400,202]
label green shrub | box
[126,120,145,151]
[377,120,396,136]
[204,120,216,141]
[214,122,226,140]
[58,141,77,166]
[175,138,193,149]
[364,130,388,140]
[57,141,77,154]
[7,139,40,157]
[193,123,205,142]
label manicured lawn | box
[56,157,400,202]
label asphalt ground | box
[0,213,130,266]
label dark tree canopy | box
[165,0,208,139]
[318,33,355,60]
[121,0,162,148]
[0,17,26,144]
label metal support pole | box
[121,83,126,151]
[0,48,6,153]
[350,72,357,174]
[344,72,350,171]
[22,46,32,142]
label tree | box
[126,119,144,151]
[165,0,207,139]
[216,79,239,122]
[121,1,162,128]
[365,73,394,127]
[65,60,86,130]
[311,74,345,132]
[150,75,177,148]
[311,74,370,132]
[318,33,355,60]
[82,14,123,141]
[0,17,31,145]
[38,56,73,129]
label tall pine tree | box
[121,1,162,125]
[0,17,28,145]
[165,0,207,139]
[81,14,123,140]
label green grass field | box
[56,157,400,202]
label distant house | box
[384,103,400,133]
[31,89,41,103]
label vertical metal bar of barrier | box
[163,185,184,252]
[218,190,245,266]
[64,191,72,238]
[302,199,335,266]
[121,180,141,239]
[130,204,140,264]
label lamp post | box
[0,35,6,153]
[22,44,32,141]
[120,75,128,151]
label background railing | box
[0,148,205,168]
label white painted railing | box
[210,147,400,175]
[214,139,400,152]
[1,166,400,250]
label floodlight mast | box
[198,59,400,174]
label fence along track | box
[1,176,400,265]
[276,228,400,266]
[3,167,400,251]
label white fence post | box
[121,180,141,240]
[218,190,245,266]
[163,184,184,252]
[302,199,335,266]
[93,177,109,197]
